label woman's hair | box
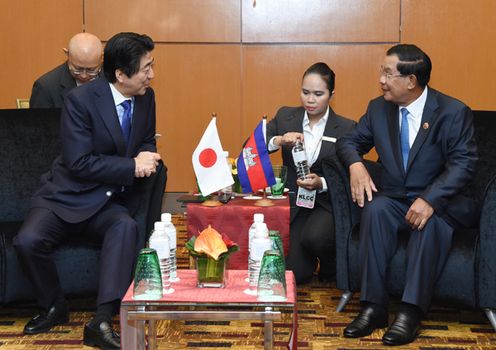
[302,62,335,93]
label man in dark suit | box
[336,44,477,345]
[14,32,161,349]
[266,62,356,284]
[30,32,103,108]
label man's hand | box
[134,151,161,178]
[275,132,304,146]
[296,173,322,191]
[349,162,377,207]
[405,197,434,230]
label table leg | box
[264,307,274,350]
[148,319,157,350]
[120,306,146,350]
[290,302,298,350]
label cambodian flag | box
[237,119,276,193]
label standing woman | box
[266,62,356,284]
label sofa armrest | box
[323,158,382,291]
[477,175,496,309]
[132,160,167,250]
[322,158,357,290]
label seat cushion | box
[1,221,102,304]
[348,225,478,308]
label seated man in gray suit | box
[30,32,102,108]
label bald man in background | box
[30,32,103,108]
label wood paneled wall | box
[1,0,495,191]
[0,0,82,107]
[402,0,496,110]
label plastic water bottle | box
[248,214,264,263]
[246,213,265,282]
[248,223,272,288]
[161,213,178,282]
[148,221,171,292]
[292,139,310,180]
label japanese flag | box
[192,117,234,196]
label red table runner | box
[122,269,295,304]
[186,197,290,269]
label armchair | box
[0,108,167,304]
[323,110,496,330]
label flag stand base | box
[254,198,274,207]
[201,199,223,207]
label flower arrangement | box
[186,225,239,260]
[228,157,242,193]
[186,225,239,287]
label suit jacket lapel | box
[315,107,338,163]
[407,88,439,169]
[288,107,304,133]
[60,64,77,97]
[93,79,127,155]
[386,102,404,174]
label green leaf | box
[185,236,196,252]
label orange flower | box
[194,225,228,260]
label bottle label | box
[166,227,177,247]
[250,239,272,260]
[296,187,316,209]
[150,239,170,258]
[292,150,306,163]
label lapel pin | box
[423,122,429,130]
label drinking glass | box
[257,250,287,301]
[133,248,163,300]
[269,230,285,258]
[271,165,287,197]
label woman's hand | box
[275,132,304,147]
[296,173,322,190]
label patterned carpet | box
[0,215,494,349]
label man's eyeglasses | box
[379,67,406,80]
[69,66,101,77]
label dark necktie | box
[120,100,132,145]
[400,107,410,170]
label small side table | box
[120,269,297,350]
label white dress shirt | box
[109,83,134,127]
[399,86,428,147]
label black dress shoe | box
[382,310,420,346]
[23,304,69,334]
[83,321,120,349]
[343,303,389,338]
